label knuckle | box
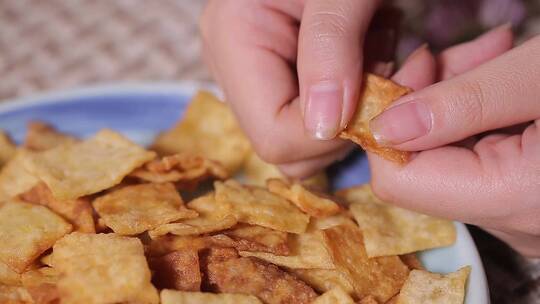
[303,11,350,44]
[453,79,488,129]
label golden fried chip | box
[0,150,39,200]
[342,185,456,257]
[19,182,95,233]
[0,130,16,168]
[149,215,238,239]
[205,250,317,304]
[22,129,156,200]
[152,91,251,174]
[216,224,289,255]
[40,253,53,268]
[267,179,340,218]
[0,261,21,286]
[339,74,412,164]
[161,289,263,304]
[400,253,425,270]
[323,224,409,302]
[94,183,197,235]
[359,295,379,304]
[243,151,329,191]
[53,232,159,304]
[0,285,33,303]
[308,213,355,231]
[149,249,201,291]
[146,235,210,257]
[215,180,309,234]
[239,231,333,269]
[130,153,228,188]
[396,267,470,304]
[0,201,72,273]
[21,267,59,304]
[312,287,355,304]
[24,121,78,151]
[290,268,354,296]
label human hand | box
[369,25,540,257]
[200,0,392,177]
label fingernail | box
[304,82,343,140]
[370,101,432,145]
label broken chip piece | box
[0,130,16,168]
[396,267,470,304]
[160,289,263,304]
[339,73,412,164]
[149,249,201,291]
[341,184,456,257]
[24,121,79,151]
[312,287,356,304]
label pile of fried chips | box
[0,84,470,304]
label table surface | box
[1,1,539,303]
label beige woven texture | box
[0,0,210,100]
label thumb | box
[370,34,540,151]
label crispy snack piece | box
[149,249,201,291]
[243,151,329,191]
[341,184,456,257]
[0,130,16,168]
[53,232,159,304]
[130,153,228,188]
[0,261,21,286]
[308,214,355,231]
[21,267,59,304]
[396,267,470,304]
[400,253,425,270]
[24,121,78,151]
[339,74,412,164]
[267,179,340,218]
[0,285,33,303]
[152,91,251,174]
[215,180,309,234]
[19,182,95,233]
[146,235,210,257]
[323,224,409,302]
[359,295,379,304]
[239,231,333,269]
[205,249,318,304]
[289,268,354,296]
[0,150,39,200]
[0,201,72,273]
[312,287,355,304]
[215,224,289,255]
[161,289,263,304]
[94,183,198,235]
[22,129,156,200]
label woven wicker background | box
[1,1,539,303]
[0,0,210,100]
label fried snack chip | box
[0,130,16,168]
[149,249,201,291]
[53,232,159,304]
[308,213,355,231]
[239,231,334,269]
[400,253,425,270]
[205,250,317,304]
[215,180,309,234]
[130,153,228,188]
[290,268,354,296]
[152,91,251,174]
[396,267,470,304]
[19,182,95,233]
[0,285,33,303]
[359,295,379,304]
[243,151,329,191]
[24,121,78,151]
[0,201,72,273]
[312,287,355,304]
[342,185,456,257]
[146,235,210,257]
[323,224,409,302]
[22,129,156,200]
[0,150,39,200]
[0,261,21,286]
[339,74,412,164]
[161,289,263,304]
[267,179,340,218]
[149,215,238,239]
[21,267,59,304]
[94,183,198,235]
[39,253,53,267]
[216,224,289,255]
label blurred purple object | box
[425,0,479,48]
[478,0,526,28]
[397,35,424,63]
